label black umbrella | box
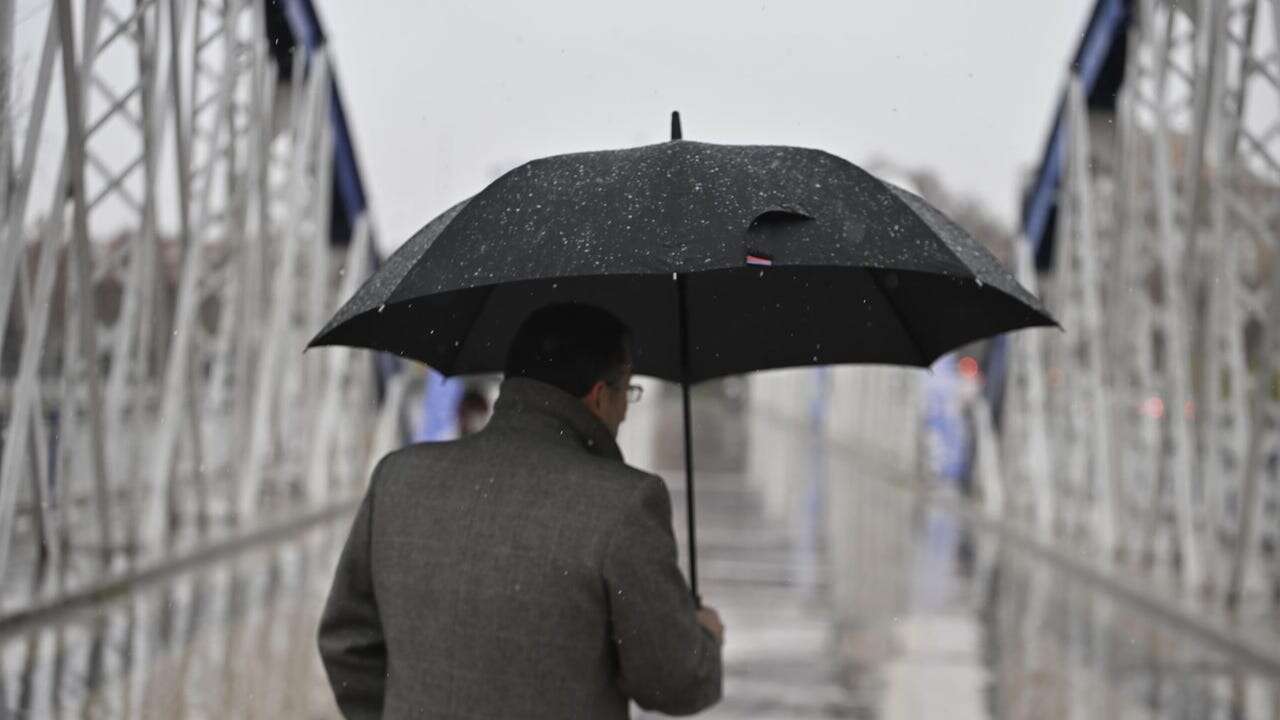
[309,113,1055,601]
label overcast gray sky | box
[315,1,1093,255]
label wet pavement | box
[0,526,342,719]
[2,386,1279,718]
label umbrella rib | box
[867,270,931,367]
[450,284,500,372]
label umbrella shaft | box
[681,379,699,606]
[677,274,700,607]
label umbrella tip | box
[670,111,682,141]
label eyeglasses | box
[610,380,643,403]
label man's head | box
[457,389,490,436]
[504,303,634,436]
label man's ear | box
[583,380,608,409]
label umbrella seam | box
[382,199,476,305]
[450,284,499,374]
[868,270,932,367]
[876,179,979,281]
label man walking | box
[318,303,724,718]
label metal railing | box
[996,0,1280,613]
[746,0,1280,681]
[0,0,397,624]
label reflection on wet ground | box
[3,387,1278,718]
[0,527,342,719]
[643,387,1280,719]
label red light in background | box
[958,356,980,379]
[1141,396,1165,420]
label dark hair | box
[459,389,489,414]
[504,303,631,398]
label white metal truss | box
[1210,0,1280,610]
[1000,239,1054,536]
[1045,78,1120,556]
[0,0,388,618]
[994,0,1280,616]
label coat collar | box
[488,377,623,462]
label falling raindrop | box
[377,304,387,314]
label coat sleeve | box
[318,464,387,720]
[603,474,723,715]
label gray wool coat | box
[318,377,722,719]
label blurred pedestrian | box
[318,302,724,718]
[456,386,491,436]
[415,368,465,442]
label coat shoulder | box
[366,440,445,486]
[367,434,664,505]
[584,449,662,487]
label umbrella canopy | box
[309,139,1055,380]
[308,126,1057,602]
